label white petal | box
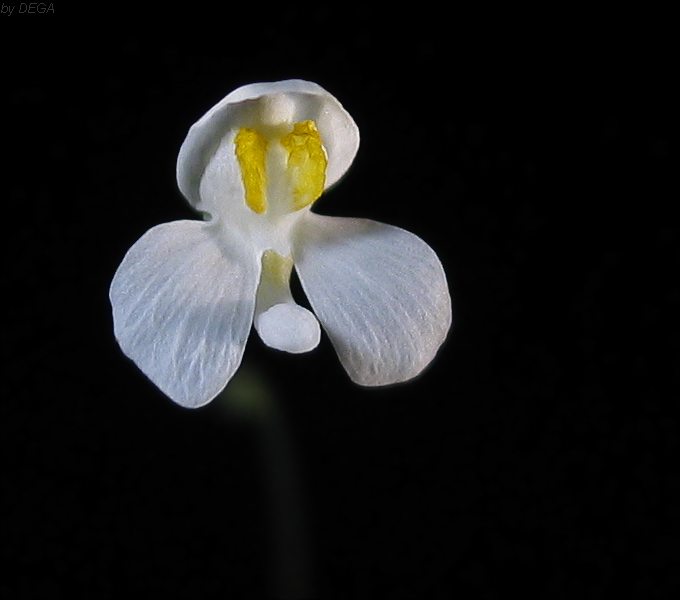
[293,214,452,386]
[176,79,359,215]
[109,221,260,408]
[254,303,321,354]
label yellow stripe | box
[280,120,327,211]
[234,127,268,214]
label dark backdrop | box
[2,8,676,599]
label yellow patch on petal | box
[234,127,268,214]
[280,120,327,211]
[260,249,293,288]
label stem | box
[219,366,312,598]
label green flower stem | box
[219,366,312,599]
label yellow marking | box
[234,127,268,214]
[279,120,327,211]
[260,249,293,287]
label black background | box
[2,7,677,599]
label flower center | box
[234,120,327,215]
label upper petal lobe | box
[176,80,359,215]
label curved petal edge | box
[109,220,260,408]
[294,215,452,386]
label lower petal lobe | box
[294,214,452,386]
[110,220,260,407]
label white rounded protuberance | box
[255,303,321,354]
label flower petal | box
[176,79,359,216]
[109,221,260,407]
[293,214,452,386]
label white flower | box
[110,80,452,408]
